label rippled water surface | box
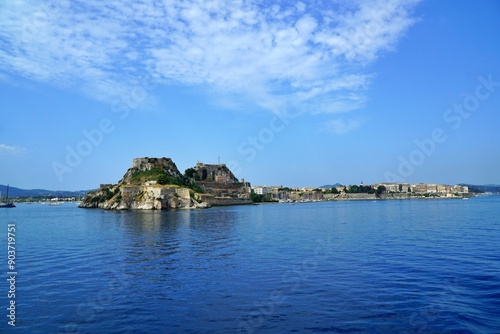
[1,196,500,333]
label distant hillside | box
[319,183,343,189]
[0,185,89,198]
[461,184,500,194]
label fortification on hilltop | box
[119,157,181,185]
[185,162,251,206]
[79,157,251,210]
[192,162,239,183]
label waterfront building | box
[253,186,269,195]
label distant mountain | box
[319,183,343,189]
[460,184,500,194]
[0,185,89,199]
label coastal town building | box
[253,186,269,195]
[375,182,468,196]
[383,183,399,193]
[251,181,469,203]
[427,184,438,194]
[413,183,428,193]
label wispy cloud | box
[322,118,365,135]
[0,144,26,156]
[0,0,421,114]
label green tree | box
[324,187,339,194]
[376,185,386,195]
[347,185,359,193]
[184,168,196,178]
[158,174,169,185]
[250,192,263,202]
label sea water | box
[1,196,499,333]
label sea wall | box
[198,194,252,206]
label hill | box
[0,184,89,199]
[461,184,500,194]
[79,157,251,210]
[318,183,342,189]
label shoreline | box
[260,192,476,205]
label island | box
[79,157,252,210]
[79,157,478,210]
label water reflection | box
[102,207,249,330]
[114,208,242,276]
[9,197,500,332]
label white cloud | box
[0,144,26,156]
[0,0,421,113]
[323,118,365,135]
[316,0,421,63]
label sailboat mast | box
[0,184,15,208]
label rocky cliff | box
[79,157,208,210]
[79,157,251,210]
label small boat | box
[49,202,62,206]
[0,185,16,208]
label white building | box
[253,186,269,195]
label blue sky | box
[1,0,499,191]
